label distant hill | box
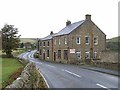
[106,36,119,51]
[107,36,119,42]
[20,38,37,44]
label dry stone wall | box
[5,62,47,89]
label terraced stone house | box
[38,14,106,63]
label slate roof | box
[40,20,85,40]
[40,34,53,41]
[54,20,85,36]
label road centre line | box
[36,62,42,64]
[23,52,29,59]
[46,64,56,68]
[96,83,111,90]
[62,69,81,78]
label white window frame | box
[94,36,98,45]
[93,51,97,59]
[54,39,56,45]
[64,37,67,44]
[85,51,90,59]
[76,51,81,60]
[85,36,90,45]
[58,38,61,45]
[76,37,81,44]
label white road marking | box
[23,52,29,59]
[62,69,81,78]
[36,62,42,65]
[28,53,31,59]
[96,83,111,90]
[31,52,34,58]
[47,65,56,68]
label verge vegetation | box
[2,58,25,88]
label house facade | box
[39,31,54,61]
[38,14,106,63]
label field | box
[20,38,37,44]
[1,58,24,88]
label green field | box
[1,58,24,88]
[20,38,37,44]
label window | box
[85,51,90,59]
[47,50,49,57]
[54,39,56,45]
[40,42,42,46]
[58,38,61,45]
[40,49,42,55]
[85,36,90,44]
[43,42,45,46]
[76,51,81,60]
[47,41,49,46]
[58,50,61,59]
[64,50,68,60]
[94,36,98,45]
[93,52,97,59]
[64,37,67,44]
[76,37,81,44]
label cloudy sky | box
[0,0,119,39]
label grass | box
[1,48,27,58]
[1,58,24,88]
[20,38,37,44]
[12,48,27,57]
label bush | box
[34,52,39,58]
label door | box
[43,53,45,60]
[64,50,68,60]
[54,52,56,61]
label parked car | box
[28,50,31,52]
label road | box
[18,50,118,89]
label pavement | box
[79,65,119,77]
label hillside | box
[20,38,37,44]
[107,36,119,42]
[106,36,119,51]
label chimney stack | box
[85,14,91,21]
[50,31,54,35]
[66,20,71,26]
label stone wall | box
[100,51,118,63]
[5,62,48,89]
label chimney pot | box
[66,20,71,26]
[50,31,54,35]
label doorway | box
[54,52,56,61]
[43,53,45,60]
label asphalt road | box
[18,50,118,89]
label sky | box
[0,0,119,39]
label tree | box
[2,24,20,57]
[20,43,24,48]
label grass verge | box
[2,58,25,88]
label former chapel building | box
[38,14,106,63]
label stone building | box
[38,14,106,63]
